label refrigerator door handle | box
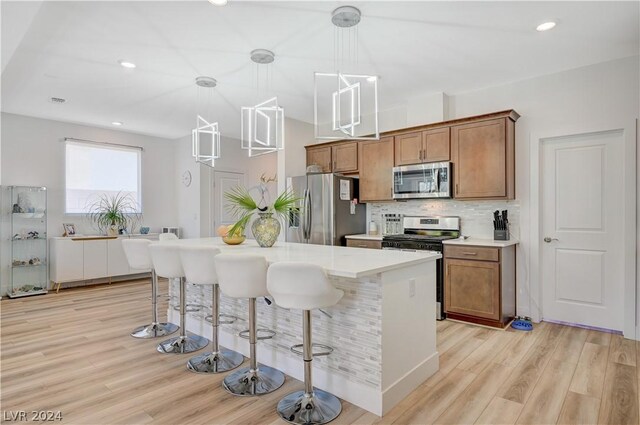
[303,188,312,241]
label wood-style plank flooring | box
[1,279,638,424]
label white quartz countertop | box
[345,234,383,241]
[158,237,440,279]
[443,237,519,248]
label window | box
[65,140,142,214]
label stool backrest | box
[267,262,344,310]
[179,246,221,286]
[159,233,178,241]
[149,243,184,279]
[214,254,268,299]
[121,239,152,270]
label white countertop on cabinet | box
[345,234,383,241]
[443,237,519,248]
[158,237,440,279]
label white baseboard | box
[170,311,434,416]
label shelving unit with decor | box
[8,186,48,298]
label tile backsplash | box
[369,199,520,239]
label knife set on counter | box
[493,210,509,241]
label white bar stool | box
[121,239,178,338]
[150,243,209,354]
[214,254,285,396]
[179,246,244,373]
[267,262,344,425]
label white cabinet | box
[50,239,84,283]
[107,239,131,276]
[50,234,159,288]
[83,240,108,279]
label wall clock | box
[182,170,192,187]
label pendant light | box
[314,6,379,141]
[240,49,285,157]
[192,76,221,168]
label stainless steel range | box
[382,216,461,320]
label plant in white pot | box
[87,192,141,236]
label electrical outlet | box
[409,278,416,298]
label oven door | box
[392,162,451,199]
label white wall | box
[0,112,178,294]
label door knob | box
[544,237,559,243]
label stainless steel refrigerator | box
[286,173,366,246]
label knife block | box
[494,229,509,241]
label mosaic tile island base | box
[163,237,440,416]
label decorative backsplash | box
[369,199,521,239]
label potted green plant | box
[87,192,141,236]
[225,179,299,247]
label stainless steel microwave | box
[392,162,451,199]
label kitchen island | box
[160,238,440,416]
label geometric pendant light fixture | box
[314,6,379,141]
[241,49,285,157]
[192,76,221,168]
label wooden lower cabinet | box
[359,137,395,201]
[444,244,516,328]
[346,239,382,249]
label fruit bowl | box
[222,235,246,245]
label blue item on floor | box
[511,317,533,331]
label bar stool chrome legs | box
[276,310,341,424]
[223,298,284,396]
[187,284,244,373]
[157,277,209,354]
[131,270,179,338]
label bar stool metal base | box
[187,348,244,373]
[131,322,178,339]
[157,333,209,354]
[223,365,285,396]
[277,389,342,425]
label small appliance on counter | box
[493,210,509,241]
[382,216,461,320]
[382,213,403,235]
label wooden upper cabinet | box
[451,118,514,199]
[359,137,394,202]
[306,146,332,173]
[394,132,423,166]
[332,142,358,173]
[394,128,450,166]
[423,127,450,162]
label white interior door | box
[541,130,625,331]
[211,171,244,235]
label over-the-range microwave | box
[392,161,451,200]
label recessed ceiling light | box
[118,60,136,69]
[112,121,123,126]
[536,21,556,32]
[208,0,228,5]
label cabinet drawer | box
[346,239,382,249]
[444,245,499,262]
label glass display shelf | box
[7,186,48,298]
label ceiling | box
[1,1,638,140]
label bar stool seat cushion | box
[267,262,344,310]
[149,244,184,279]
[214,254,269,299]
[159,233,179,241]
[121,239,153,270]
[179,246,221,286]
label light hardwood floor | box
[1,279,638,425]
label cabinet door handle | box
[461,251,477,256]
[456,183,459,194]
